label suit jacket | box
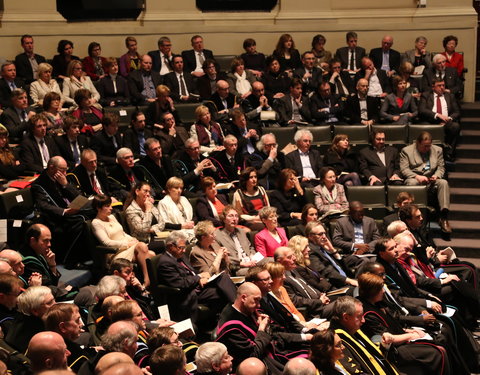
[400,143,445,179]
[209,149,244,182]
[308,242,348,287]
[332,216,380,253]
[285,149,323,179]
[380,92,418,122]
[0,78,28,109]
[147,50,172,74]
[19,135,59,173]
[174,151,213,192]
[369,48,401,73]
[96,74,130,107]
[418,91,460,123]
[127,69,162,105]
[137,154,174,191]
[206,92,237,123]
[225,121,261,154]
[309,93,345,124]
[181,49,214,74]
[293,66,323,95]
[327,71,354,96]
[246,150,285,190]
[189,242,228,275]
[90,129,122,167]
[197,72,228,100]
[195,194,228,227]
[0,106,31,142]
[107,164,146,195]
[254,227,288,258]
[335,46,366,70]
[421,67,462,97]
[54,134,88,170]
[344,94,381,124]
[402,49,432,70]
[122,127,153,159]
[359,145,401,183]
[283,269,325,316]
[69,163,113,198]
[155,126,188,158]
[14,52,46,83]
[268,189,306,227]
[214,227,256,272]
[274,94,311,126]
[354,68,392,94]
[163,71,198,102]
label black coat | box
[14,52,46,83]
[137,154,174,191]
[195,194,228,227]
[127,69,162,105]
[358,145,400,183]
[268,189,306,227]
[90,130,122,167]
[0,78,29,109]
[54,134,88,170]
[96,74,130,107]
[122,127,153,159]
[343,94,381,124]
[162,71,198,102]
[369,48,401,73]
[181,49,214,74]
[19,135,60,173]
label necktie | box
[198,52,205,65]
[179,74,187,97]
[178,258,196,275]
[142,74,155,99]
[111,136,118,149]
[39,139,49,164]
[21,110,27,122]
[127,171,135,184]
[9,82,16,91]
[164,57,171,72]
[436,95,442,115]
[90,173,100,194]
[349,49,355,70]
[336,77,345,95]
[322,250,347,277]
[71,141,80,164]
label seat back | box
[408,124,444,144]
[333,125,369,148]
[304,187,315,205]
[214,55,235,73]
[346,185,388,220]
[387,185,428,208]
[0,188,34,219]
[372,124,408,145]
[103,106,137,129]
[267,127,297,149]
[176,102,200,126]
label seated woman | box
[269,168,306,227]
[226,57,257,100]
[311,34,332,71]
[402,36,432,71]
[313,167,349,220]
[380,75,418,124]
[398,61,422,99]
[157,177,195,241]
[190,105,224,155]
[62,60,101,106]
[195,177,228,227]
[291,203,319,237]
[254,206,288,258]
[190,220,230,275]
[92,195,155,287]
[82,42,107,81]
[119,36,141,78]
[52,39,80,80]
[232,167,269,230]
[97,57,131,107]
[441,35,464,77]
[29,62,74,108]
[42,92,66,135]
[310,329,347,375]
[0,124,25,181]
[272,33,301,74]
[146,84,181,129]
[262,55,291,102]
[323,134,361,186]
[125,182,165,248]
[240,38,266,78]
[72,89,103,135]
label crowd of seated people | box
[0,30,475,375]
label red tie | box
[90,174,100,194]
[436,95,442,115]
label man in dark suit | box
[334,31,366,73]
[147,36,173,76]
[122,111,153,159]
[197,59,227,100]
[309,81,345,124]
[90,113,122,169]
[181,35,214,78]
[293,51,323,96]
[155,112,189,158]
[206,80,238,124]
[421,54,462,98]
[19,113,59,173]
[354,57,391,97]
[209,135,243,182]
[273,78,312,126]
[157,231,236,323]
[226,108,260,156]
[14,35,46,84]
[54,116,87,170]
[138,138,174,192]
[327,59,353,97]
[285,129,322,187]
[0,88,35,143]
[162,55,198,103]
[127,54,162,105]
[0,62,29,109]
[241,81,274,125]
[418,77,460,159]
[368,35,401,77]
[343,79,381,125]
[359,130,402,185]
[332,201,381,254]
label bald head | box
[236,282,260,297]
[102,363,143,375]
[95,353,135,375]
[27,331,69,372]
[237,358,266,375]
[0,249,24,276]
[38,371,73,375]
[107,320,137,336]
[283,358,316,375]
[0,260,14,275]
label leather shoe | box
[439,218,452,234]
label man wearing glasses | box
[148,36,174,76]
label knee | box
[135,243,149,254]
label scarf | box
[234,71,251,95]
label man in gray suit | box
[400,131,451,233]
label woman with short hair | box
[254,206,288,258]
[62,59,101,105]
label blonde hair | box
[195,105,210,121]
[165,177,184,191]
[288,235,310,267]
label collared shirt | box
[29,56,39,80]
[381,50,390,71]
[358,96,368,121]
[141,73,156,99]
[194,51,205,73]
[34,136,49,168]
[299,150,316,178]
[160,53,171,76]
[432,94,448,116]
[353,220,364,245]
[367,70,383,97]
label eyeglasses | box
[257,276,272,282]
[311,232,326,236]
[175,245,186,250]
[264,143,277,147]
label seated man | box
[421,54,462,98]
[14,34,46,84]
[327,59,353,97]
[138,137,174,192]
[1,88,36,144]
[273,78,311,126]
[0,62,29,109]
[343,78,381,125]
[26,331,70,373]
[368,35,401,77]
[122,111,153,159]
[54,116,87,170]
[309,81,345,125]
[293,51,322,96]
[154,112,189,158]
[226,109,260,156]
[147,36,173,75]
[353,56,392,97]
[0,274,23,336]
[241,81,274,124]
[108,147,147,201]
[181,35,214,78]
[197,59,227,100]
[90,112,122,169]
[332,201,380,255]
[334,31,366,74]
[209,135,243,182]
[285,129,322,187]
[206,80,239,124]
[127,54,162,105]
[156,231,236,323]
[163,55,199,103]
[399,131,451,233]
[0,248,41,288]
[150,345,186,375]
[359,129,402,186]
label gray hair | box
[195,342,228,373]
[258,206,277,221]
[11,88,26,99]
[47,156,65,168]
[116,147,133,161]
[185,137,199,148]
[294,129,313,143]
[158,36,171,47]
[256,133,276,153]
[415,36,428,44]
[101,321,138,353]
[386,220,407,238]
[17,286,52,315]
[332,296,360,323]
[165,231,188,246]
[223,134,237,145]
[95,275,126,300]
[432,54,446,64]
[145,138,160,152]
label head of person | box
[165,231,188,259]
[220,205,239,231]
[191,35,204,52]
[288,235,310,267]
[43,91,62,112]
[319,166,337,190]
[393,231,416,259]
[414,36,428,51]
[346,31,358,48]
[17,285,55,317]
[156,84,171,102]
[74,88,93,109]
[433,54,447,72]
[245,266,272,295]
[38,62,53,83]
[238,167,258,192]
[0,260,14,276]
[199,177,216,202]
[94,352,134,375]
[348,201,364,224]
[101,363,143,375]
[43,303,84,342]
[145,138,162,162]
[301,51,315,70]
[158,36,172,55]
[202,59,218,77]
[415,131,433,154]
[92,194,113,218]
[274,247,297,271]
[283,358,316,375]
[195,105,211,125]
[150,344,186,375]
[131,181,152,207]
[95,275,127,301]
[357,261,386,280]
[318,81,331,98]
[266,55,281,74]
[256,133,277,155]
[236,358,267,375]
[231,109,247,130]
[165,177,184,201]
[386,220,408,238]
[26,223,52,256]
[66,59,83,78]
[392,75,407,95]
[103,112,120,136]
[305,221,328,247]
[131,111,146,131]
[1,63,16,81]
[310,329,345,370]
[140,54,153,72]
[110,300,145,332]
[216,80,230,99]
[234,282,262,315]
[116,147,134,169]
[195,342,233,375]
[276,34,295,53]
[356,78,369,97]
[395,191,414,208]
[110,258,136,285]
[161,111,176,129]
[294,129,313,153]
[57,40,73,56]
[105,57,119,75]
[289,78,303,99]
[249,81,265,100]
[258,206,278,231]
[102,320,138,358]
[311,34,327,52]
[224,135,238,156]
[329,58,342,74]
[147,327,181,351]
[21,34,34,54]
[63,115,82,140]
[301,203,318,226]
[0,274,22,310]
[27,331,70,373]
[432,77,446,96]
[171,55,184,74]
[443,35,458,54]
[0,124,9,150]
[374,237,399,265]
[398,203,423,230]
[370,129,385,151]
[331,295,364,334]
[11,88,28,110]
[361,57,374,71]
[331,134,350,154]
[277,168,298,192]
[185,137,201,160]
[230,57,245,75]
[28,113,48,138]
[358,272,384,303]
[265,262,286,292]
[194,220,216,246]
[399,61,414,78]
[0,249,24,276]
[381,35,393,51]
[125,36,138,53]
[243,38,257,54]
[88,42,102,58]
[80,148,98,172]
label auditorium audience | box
[313,167,349,219]
[52,39,80,80]
[119,36,141,78]
[195,177,228,227]
[380,75,418,124]
[227,57,257,99]
[42,92,66,135]
[30,62,74,108]
[62,59,101,105]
